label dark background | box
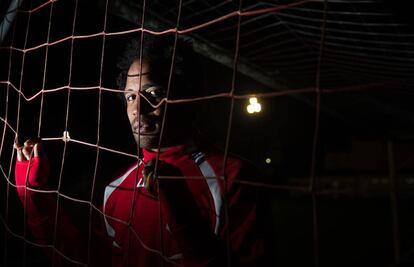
[1,0,414,266]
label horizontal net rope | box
[1,0,412,266]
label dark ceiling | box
[103,0,414,88]
[99,0,414,138]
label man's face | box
[124,60,188,150]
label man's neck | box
[145,138,197,153]
[148,147,170,152]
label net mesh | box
[1,0,414,266]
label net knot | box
[62,131,71,142]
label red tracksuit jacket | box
[15,144,264,267]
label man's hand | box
[14,139,50,195]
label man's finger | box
[33,143,40,158]
[14,143,23,162]
[24,139,35,147]
[22,140,34,160]
[22,146,32,160]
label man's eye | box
[126,95,136,102]
[147,88,164,98]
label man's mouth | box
[134,120,159,135]
[139,124,157,135]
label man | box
[14,33,264,266]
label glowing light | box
[265,158,271,164]
[247,105,255,114]
[247,97,261,114]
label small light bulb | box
[247,104,255,114]
[265,158,271,164]
[247,97,262,114]
[254,103,261,113]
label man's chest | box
[104,162,218,245]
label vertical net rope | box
[1,0,414,266]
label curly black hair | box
[116,33,203,100]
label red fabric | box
[104,145,264,267]
[15,145,264,266]
[15,157,49,196]
[14,157,111,266]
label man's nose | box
[138,95,155,115]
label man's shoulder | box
[195,147,240,165]
[107,161,141,186]
[199,149,258,179]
